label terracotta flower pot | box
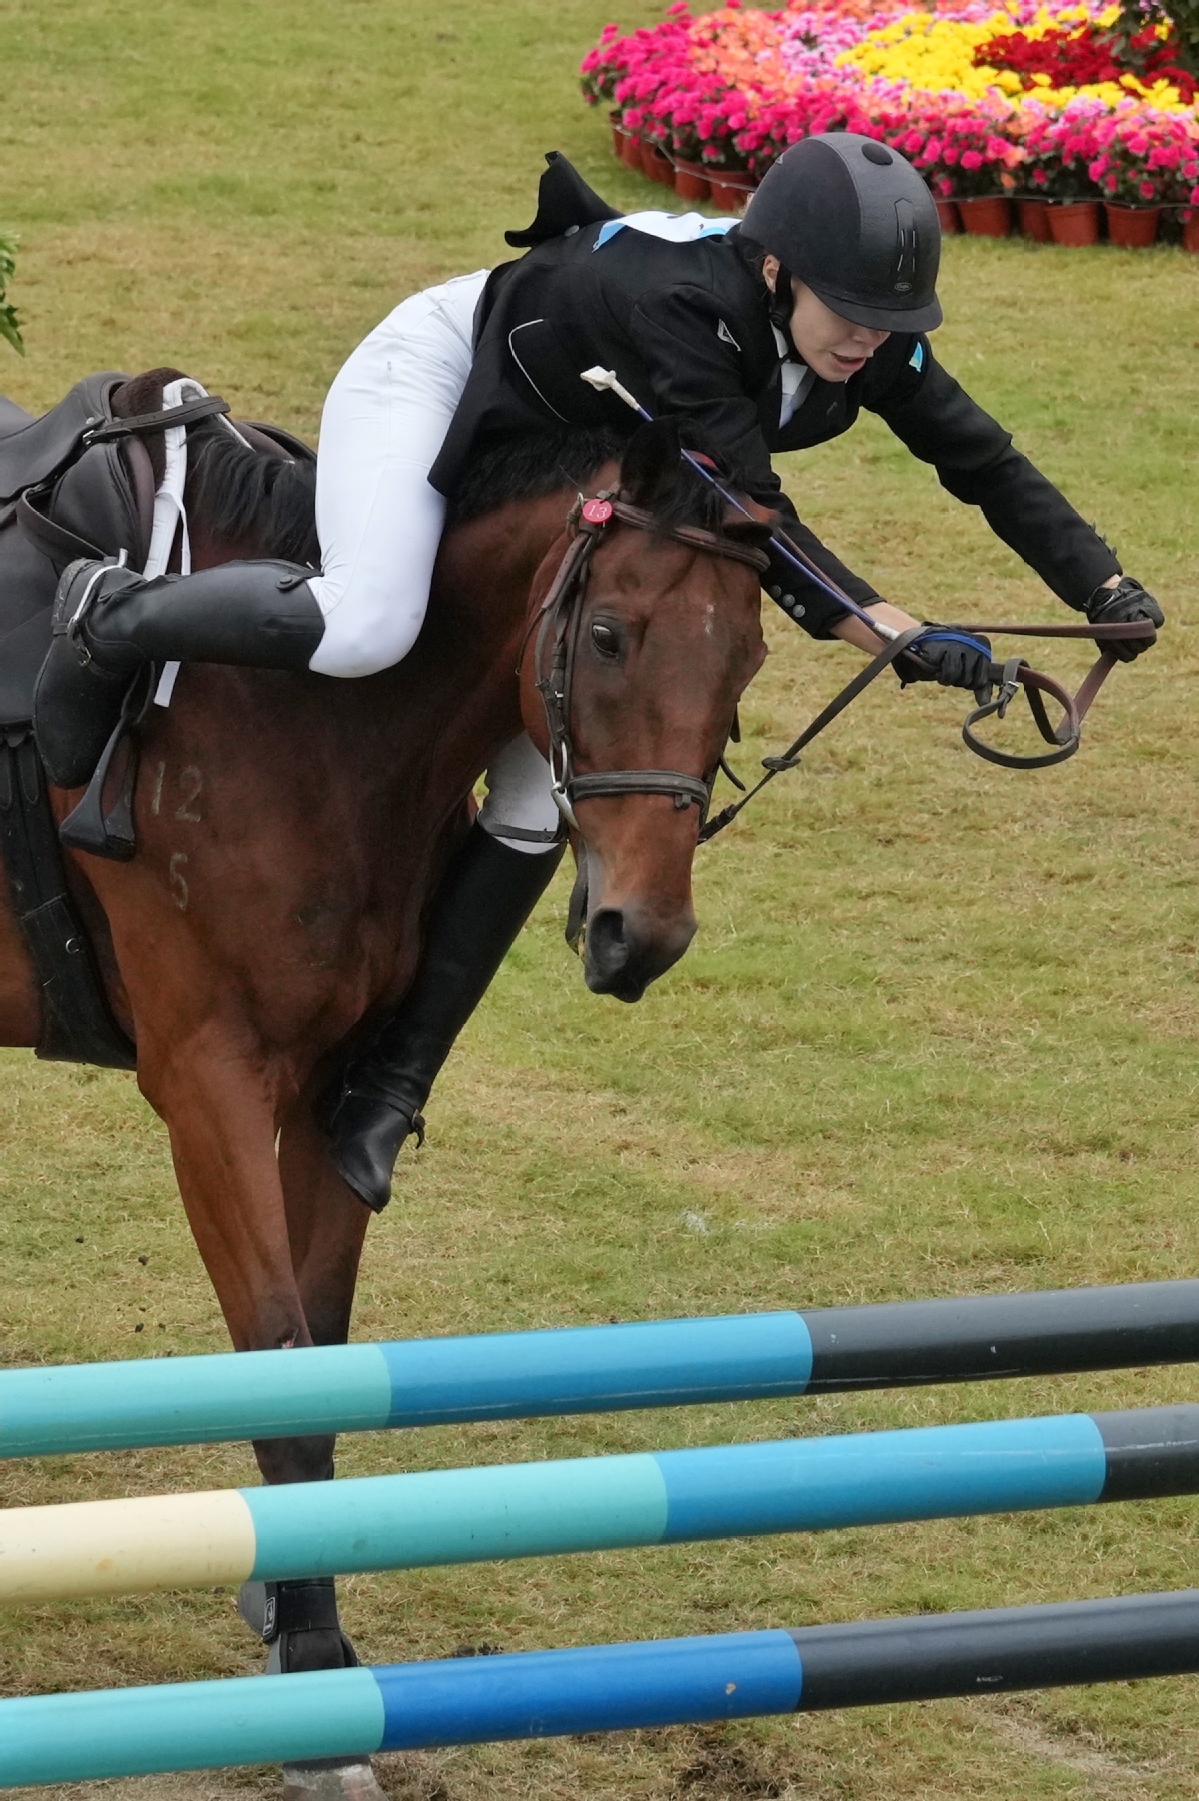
[1104,203,1161,248]
[935,198,961,234]
[1048,201,1101,246]
[707,170,755,212]
[620,129,643,170]
[1184,213,1199,253]
[957,196,1012,237]
[640,141,675,188]
[673,158,711,202]
[1017,198,1052,242]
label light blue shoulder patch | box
[594,213,736,251]
[909,340,926,372]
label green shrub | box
[0,234,23,355]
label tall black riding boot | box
[33,556,325,788]
[327,824,564,1213]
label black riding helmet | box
[742,132,943,333]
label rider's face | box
[762,260,890,382]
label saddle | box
[0,371,288,1071]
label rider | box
[34,132,1164,1212]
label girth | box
[0,725,135,1068]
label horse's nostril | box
[585,908,629,991]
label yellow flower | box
[833,6,1192,112]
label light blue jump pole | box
[4,1278,1198,1459]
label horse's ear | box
[620,419,682,512]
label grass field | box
[2,0,1199,1795]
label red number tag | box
[581,498,614,525]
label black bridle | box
[527,492,769,840]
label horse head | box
[521,420,771,1003]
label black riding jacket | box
[430,162,1120,637]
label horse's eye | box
[591,622,621,658]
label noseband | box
[528,493,768,837]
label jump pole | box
[2,1590,1197,1787]
[3,1402,1197,1605]
[4,1277,1199,1459]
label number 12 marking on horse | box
[150,761,204,823]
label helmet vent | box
[862,141,893,166]
[893,198,917,294]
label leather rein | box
[527,488,1151,851]
[700,614,1153,843]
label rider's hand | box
[895,628,993,698]
[1084,576,1163,662]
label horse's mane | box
[181,411,730,563]
[111,368,320,566]
[447,425,625,526]
[188,423,320,566]
[447,421,731,535]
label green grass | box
[2,0,1199,1795]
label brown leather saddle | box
[0,373,306,1070]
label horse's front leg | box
[141,1025,386,1801]
[141,1018,337,1479]
[278,1087,372,1349]
[269,1093,394,1801]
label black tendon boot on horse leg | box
[33,557,325,790]
[327,823,564,1212]
[237,1577,387,1801]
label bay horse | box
[0,370,769,1794]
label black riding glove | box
[895,627,993,699]
[1083,577,1163,662]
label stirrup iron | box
[57,664,153,862]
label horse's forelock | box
[619,419,729,536]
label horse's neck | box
[416,489,571,772]
[187,489,568,819]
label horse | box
[0,369,770,1796]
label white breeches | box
[309,271,558,855]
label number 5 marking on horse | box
[169,852,189,912]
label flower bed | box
[582,0,1199,238]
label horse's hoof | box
[282,1757,390,1801]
